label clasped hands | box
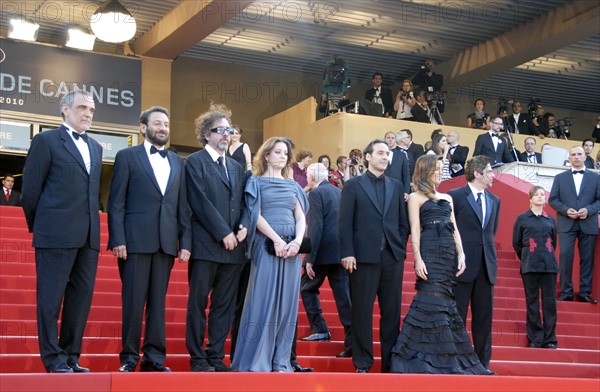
[222,224,248,251]
[567,208,588,220]
[273,237,301,259]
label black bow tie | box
[528,154,535,158]
[72,132,88,143]
[150,145,168,158]
[572,170,584,175]
[491,133,499,138]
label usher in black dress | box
[390,199,486,374]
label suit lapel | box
[134,145,162,194]
[59,127,87,174]
[483,191,493,229]
[465,185,484,226]
[164,152,177,194]
[201,150,230,190]
[358,175,381,215]
[383,177,393,215]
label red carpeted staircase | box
[1,172,599,391]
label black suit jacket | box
[107,144,191,256]
[507,113,538,135]
[449,145,469,177]
[549,170,600,235]
[473,133,515,165]
[339,174,409,263]
[448,185,500,284]
[518,152,542,164]
[384,147,411,194]
[365,87,394,116]
[0,189,21,206]
[410,103,441,124]
[185,149,249,263]
[305,181,341,265]
[22,126,102,250]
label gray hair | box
[59,90,93,119]
[307,162,329,184]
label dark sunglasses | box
[210,127,235,135]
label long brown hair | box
[252,137,294,177]
[413,154,442,200]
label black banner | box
[0,37,141,126]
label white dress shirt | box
[144,140,171,195]
[468,183,486,226]
[65,124,91,174]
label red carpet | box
[1,172,599,391]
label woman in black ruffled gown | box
[390,154,487,374]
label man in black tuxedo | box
[300,163,352,358]
[364,72,394,117]
[473,116,516,166]
[108,106,192,373]
[518,137,542,164]
[397,129,425,181]
[21,90,102,373]
[185,104,249,372]
[507,100,539,136]
[582,139,596,169]
[549,146,600,303]
[447,131,470,177]
[384,131,410,199]
[339,139,409,373]
[411,88,441,124]
[1,173,21,206]
[448,155,500,374]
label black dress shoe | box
[543,343,558,349]
[208,359,238,372]
[191,360,215,372]
[336,348,352,358]
[301,332,331,341]
[140,362,171,372]
[118,362,136,372]
[68,363,90,373]
[48,364,74,373]
[558,295,573,301]
[529,342,541,348]
[291,362,314,372]
[485,368,497,375]
[355,368,369,373]
[577,295,598,304]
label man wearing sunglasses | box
[473,116,516,166]
[185,104,250,372]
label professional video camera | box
[497,97,514,115]
[349,154,359,166]
[420,63,433,74]
[555,117,573,139]
[527,97,542,117]
[426,91,445,106]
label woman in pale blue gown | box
[232,137,308,372]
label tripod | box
[502,127,520,162]
[430,100,444,125]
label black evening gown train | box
[390,199,486,374]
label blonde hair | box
[413,154,442,200]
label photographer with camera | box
[411,88,441,125]
[467,98,491,130]
[394,80,416,120]
[412,59,443,93]
[344,148,365,182]
[508,100,541,137]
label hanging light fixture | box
[8,17,39,41]
[66,27,96,51]
[90,0,137,43]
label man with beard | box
[185,104,249,372]
[108,106,191,372]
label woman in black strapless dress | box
[390,154,487,374]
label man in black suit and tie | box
[518,137,542,164]
[339,139,410,373]
[549,146,600,304]
[397,129,425,181]
[448,156,500,374]
[185,104,249,372]
[507,100,539,136]
[300,163,352,358]
[21,90,102,373]
[473,116,516,166]
[108,106,192,373]
[365,72,394,117]
[1,174,21,206]
[411,88,441,124]
[447,131,470,177]
[384,131,411,200]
